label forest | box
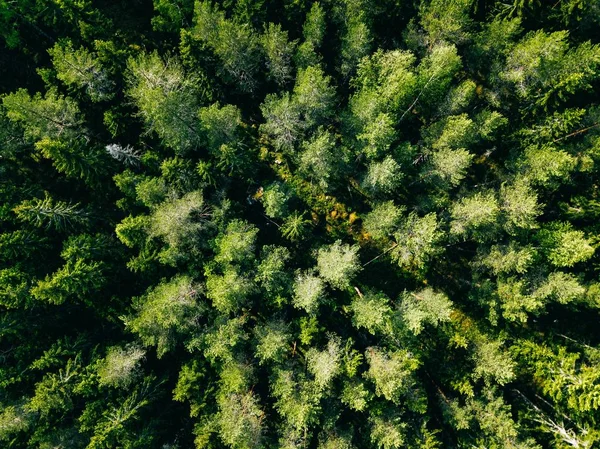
[1,0,600,447]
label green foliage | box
[391,212,442,270]
[3,1,600,447]
[31,259,105,305]
[2,88,83,141]
[501,30,600,108]
[126,276,203,357]
[48,40,114,102]
[261,23,296,86]
[400,288,453,335]
[126,52,202,153]
[306,336,342,387]
[364,347,420,403]
[362,156,403,195]
[537,222,595,267]
[293,271,325,314]
[193,1,261,92]
[450,191,500,242]
[205,266,256,314]
[350,289,392,335]
[362,201,404,241]
[317,240,361,289]
[97,344,145,388]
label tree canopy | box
[2,0,600,448]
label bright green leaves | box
[206,219,258,313]
[217,391,264,449]
[193,1,261,92]
[516,145,577,186]
[254,320,291,364]
[537,222,595,267]
[351,49,417,126]
[296,2,326,68]
[126,276,203,357]
[391,212,443,270]
[450,191,501,242]
[306,336,342,388]
[2,88,107,184]
[2,88,83,142]
[261,182,290,218]
[293,272,326,314]
[206,266,256,314]
[299,130,341,191]
[350,289,392,335]
[30,259,105,305]
[316,240,361,290]
[399,288,453,335]
[214,220,258,265]
[364,347,420,404]
[501,30,600,108]
[260,65,335,152]
[96,345,145,388]
[478,243,537,275]
[362,156,403,196]
[126,52,202,153]
[0,403,31,442]
[500,179,542,234]
[472,339,515,386]
[294,65,336,127]
[261,23,296,86]
[419,0,473,45]
[13,194,89,232]
[255,245,292,303]
[369,415,406,449]
[149,190,210,265]
[48,40,114,102]
[271,368,322,434]
[362,201,405,241]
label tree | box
[317,240,361,289]
[500,178,542,234]
[193,1,261,92]
[501,30,600,108]
[48,40,114,102]
[148,191,211,265]
[537,222,595,267]
[292,272,325,314]
[214,219,258,266]
[126,52,203,153]
[205,266,256,314]
[13,194,89,231]
[450,191,500,242]
[399,288,453,335]
[364,347,420,404]
[296,2,326,68]
[350,289,392,335]
[391,212,443,270]
[255,245,292,302]
[361,156,403,196]
[217,391,264,449]
[254,320,291,364]
[125,276,203,357]
[362,201,404,241]
[294,65,336,124]
[2,88,83,142]
[306,336,342,387]
[299,130,342,191]
[97,345,145,388]
[419,0,473,45]
[30,258,105,305]
[261,23,296,86]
